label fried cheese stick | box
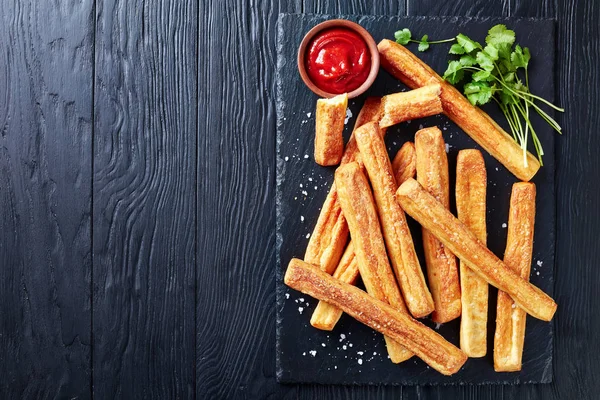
[356,123,434,318]
[392,141,417,185]
[335,162,412,363]
[456,150,489,357]
[415,127,461,323]
[304,98,384,275]
[494,182,536,371]
[379,84,442,128]
[310,145,416,330]
[305,87,441,274]
[285,258,468,375]
[310,242,359,330]
[314,93,347,166]
[378,39,540,181]
[396,178,556,321]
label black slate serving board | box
[276,14,555,386]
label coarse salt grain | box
[537,260,543,267]
[298,307,304,314]
[284,156,289,161]
[300,216,304,221]
[309,350,317,357]
[339,333,346,341]
[321,343,326,347]
[302,190,308,196]
[306,233,310,239]
[304,154,309,159]
[358,359,363,365]
[285,293,289,299]
[344,108,353,124]
[342,345,347,350]
[502,223,507,228]
[307,112,311,118]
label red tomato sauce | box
[305,28,371,94]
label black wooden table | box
[0,1,598,399]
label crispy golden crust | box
[315,93,347,166]
[303,184,349,275]
[396,179,556,321]
[284,259,468,375]
[304,98,384,273]
[379,84,443,128]
[377,39,540,181]
[335,162,412,363]
[456,150,489,357]
[392,142,416,185]
[355,123,434,318]
[310,242,359,330]
[494,182,536,372]
[415,127,461,323]
[310,146,418,330]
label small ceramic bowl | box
[297,19,380,99]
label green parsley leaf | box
[459,54,477,66]
[503,71,515,82]
[472,70,492,82]
[476,51,495,72]
[443,61,465,84]
[449,43,466,55]
[394,28,412,45]
[456,33,481,53]
[511,45,531,68]
[464,81,493,105]
[418,35,430,52]
[484,44,499,61]
[486,24,516,48]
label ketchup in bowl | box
[305,28,372,94]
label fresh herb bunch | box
[394,25,564,166]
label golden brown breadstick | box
[378,39,540,181]
[304,98,384,274]
[456,150,489,357]
[379,84,443,128]
[335,162,412,363]
[392,142,417,185]
[494,182,536,371]
[284,258,468,375]
[415,127,461,323]
[355,122,434,317]
[314,93,347,166]
[396,178,556,321]
[310,242,359,330]
[310,146,417,330]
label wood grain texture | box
[93,0,196,398]
[0,0,93,398]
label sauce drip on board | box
[306,28,371,94]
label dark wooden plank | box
[93,0,197,398]
[408,0,509,17]
[302,0,403,15]
[0,1,93,398]
[198,0,408,399]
